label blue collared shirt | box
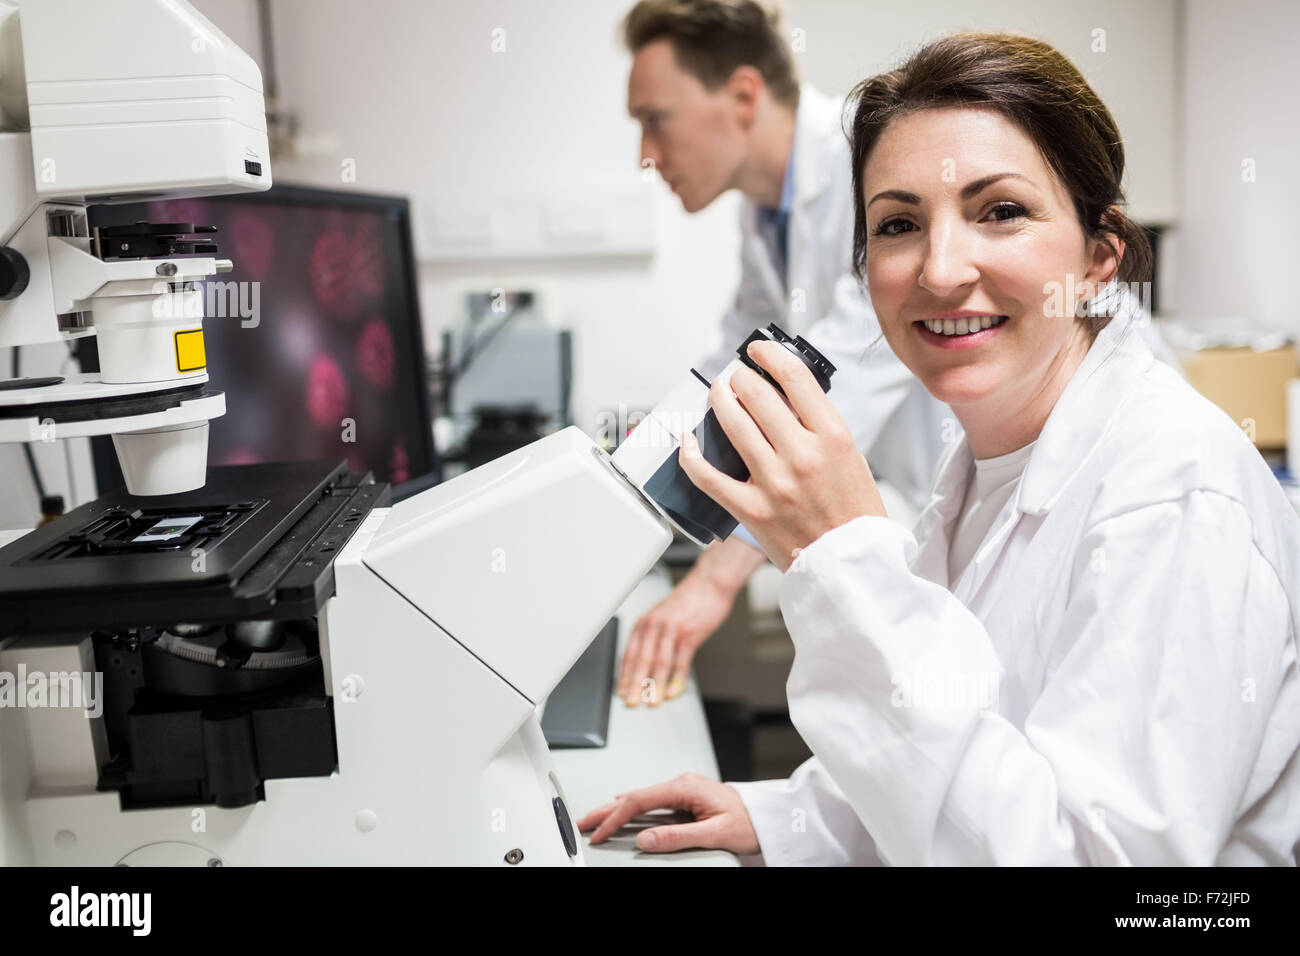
[732,137,795,553]
[756,135,795,290]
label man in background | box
[617,0,951,706]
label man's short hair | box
[623,0,800,109]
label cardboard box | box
[1180,346,1298,448]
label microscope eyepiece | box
[736,323,836,395]
[615,322,839,546]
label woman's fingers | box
[726,364,807,452]
[745,340,842,434]
[636,818,729,853]
[583,782,685,844]
[678,431,763,522]
[706,374,777,476]
[573,800,621,834]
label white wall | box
[1176,0,1300,335]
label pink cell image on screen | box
[357,318,395,390]
[310,228,364,318]
[352,217,386,298]
[306,354,349,427]
[390,438,409,484]
[231,211,274,278]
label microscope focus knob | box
[0,247,30,300]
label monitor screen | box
[87,185,437,494]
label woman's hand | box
[577,773,761,855]
[680,340,887,571]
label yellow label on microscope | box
[174,329,206,372]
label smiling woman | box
[579,32,1300,866]
[847,34,1153,459]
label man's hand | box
[617,535,766,706]
[577,773,761,856]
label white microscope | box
[0,0,837,866]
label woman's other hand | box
[577,774,761,855]
[680,339,887,571]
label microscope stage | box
[0,460,389,634]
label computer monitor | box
[86,185,438,497]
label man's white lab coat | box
[731,305,1300,865]
[696,85,949,514]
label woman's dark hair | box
[847,33,1153,338]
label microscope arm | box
[357,427,673,707]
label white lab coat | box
[696,85,949,514]
[731,304,1300,865]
